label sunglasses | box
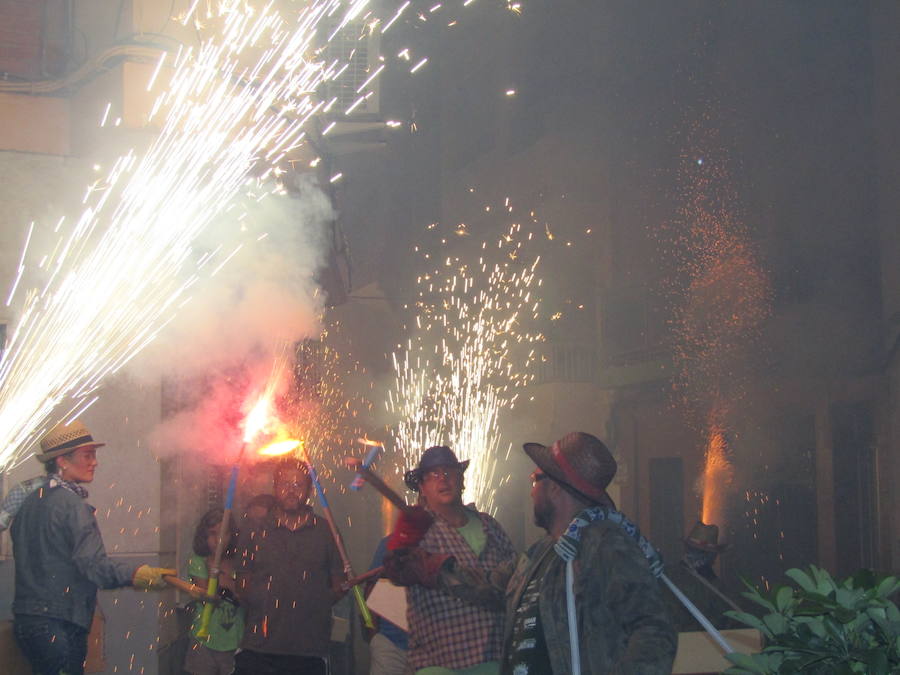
[423,468,460,482]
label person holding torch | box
[233,459,345,675]
[10,420,175,675]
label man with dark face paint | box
[234,460,344,675]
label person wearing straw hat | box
[387,445,516,675]
[387,432,676,675]
[9,420,175,675]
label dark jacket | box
[11,485,135,630]
[235,506,342,657]
[440,518,677,674]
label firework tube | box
[304,458,375,629]
[660,573,734,654]
[196,460,240,638]
[350,444,382,491]
[342,565,385,591]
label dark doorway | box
[831,401,878,577]
[650,457,685,564]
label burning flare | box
[700,420,734,529]
[258,438,302,457]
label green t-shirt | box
[455,510,487,557]
[187,554,245,652]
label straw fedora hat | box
[524,431,617,507]
[36,420,106,462]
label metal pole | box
[660,572,734,654]
[304,455,375,629]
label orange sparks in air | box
[258,439,302,457]
[700,423,734,528]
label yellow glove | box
[132,565,177,590]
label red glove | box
[387,506,434,551]
[383,548,453,588]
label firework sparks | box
[0,0,446,471]
[388,218,543,513]
[258,438,302,457]
[699,412,734,529]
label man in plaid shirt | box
[390,446,516,675]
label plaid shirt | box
[408,507,516,670]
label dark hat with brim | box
[404,445,469,492]
[36,420,106,462]
[524,431,617,507]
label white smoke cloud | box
[132,173,334,460]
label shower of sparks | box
[242,342,293,445]
[699,411,734,529]
[388,220,543,513]
[281,327,372,473]
[0,0,480,472]
[663,117,772,538]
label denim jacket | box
[11,485,135,630]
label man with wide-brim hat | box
[9,420,175,675]
[386,432,677,675]
[504,432,676,674]
[385,445,516,675]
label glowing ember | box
[258,438,302,457]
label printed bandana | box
[554,506,664,577]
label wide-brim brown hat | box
[36,420,105,462]
[404,445,469,492]
[524,431,617,507]
[684,521,727,552]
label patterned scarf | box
[48,473,89,499]
[554,506,664,578]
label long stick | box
[684,563,744,614]
[304,455,376,629]
[350,444,382,491]
[661,572,734,654]
[196,446,244,638]
[351,464,412,513]
[163,575,207,599]
[342,565,384,591]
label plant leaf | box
[786,568,817,593]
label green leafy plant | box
[723,566,900,674]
